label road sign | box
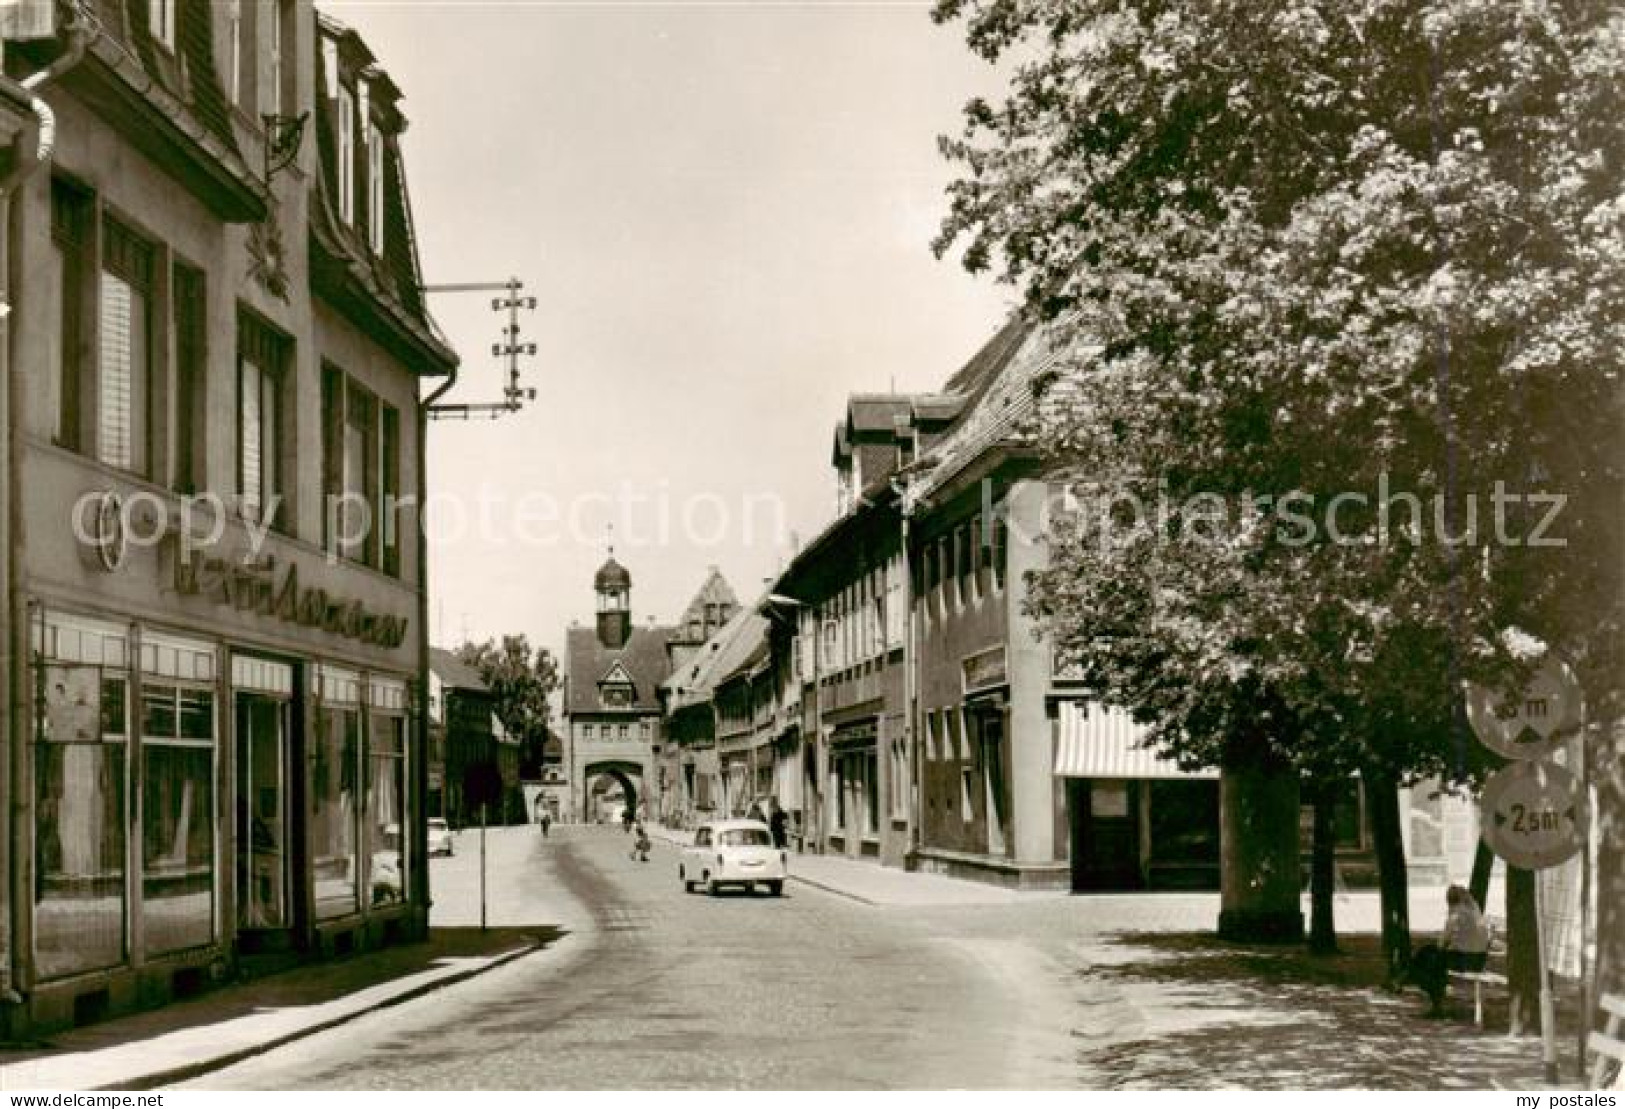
[1480,760,1586,870]
[1465,656,1582,761]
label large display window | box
[32,613,130,980]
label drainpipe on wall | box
[1,9,95,1016]
[901,494,919,867]
[412,365,458,927]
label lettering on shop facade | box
[173,550,409,649]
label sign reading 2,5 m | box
[1480,761,1586,871]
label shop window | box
[313,671,362,920]
[35,654,128,980]
[238,309,290,529]
[1149,780,1220,865]
[141,681,216,954]
[368,709,407,907]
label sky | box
[327,0,1015,661]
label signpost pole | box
[480,802,488,933]
[1536,875,1559,1083]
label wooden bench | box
[1591,993,1625,1091]
[1448,914,1507,1028]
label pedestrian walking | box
[539,810,552,838]
[630,822,651,863]
[767,799,788,850]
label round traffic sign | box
[1479,761,1586,870]
[1465,657,1582,761]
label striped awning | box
[1053,701,1217,780]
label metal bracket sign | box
[1479,760,1586,870]
[1465,656,1582,761]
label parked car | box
[372,825,403,904]
[427,818,454,857]
[678,819,786,896]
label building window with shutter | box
[237,310,289,529]
[172,263,206,494]
[381,403,401,575]
[323,367,398,571]
[99,222,155,477]
[51,179,91,452]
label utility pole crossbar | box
[422,276,538,420]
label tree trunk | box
[1309,781,1339,955]
[1593,717,1624,1038]
[1365,769,1411,982]
[1468,838,1495,912]
[1506,864,1542,1035]
[1217,759,1304,942]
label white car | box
[427,818,454,857]
[679,820,786,896]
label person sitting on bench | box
[1443,884,1491,972]
[1407,884,1491,1016]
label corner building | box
[0,3,456,1034]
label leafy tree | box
[934,0,1624,1011]
[456,635,560,780]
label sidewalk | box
[0,927,551,1091]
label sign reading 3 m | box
[1479,760,1586,871]
[1465,656,1582,761]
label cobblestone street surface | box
[180,825,1574,1090]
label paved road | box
[188,825,1074,1089]
[186,825,1557,1090]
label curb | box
[786,873,877,907]
[89,937,545,1091]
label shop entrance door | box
[236,692,289,932]
[1068,779,1144,891]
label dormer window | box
[598,661,634,708]
[150,0,175,51]
[265,2,284,117]
[367,123,385,254]
[337,86,355,225]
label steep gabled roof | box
[565,624,674,715]
[672,566,740,645]
[429,647,489,693]
[662,610,769,711]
